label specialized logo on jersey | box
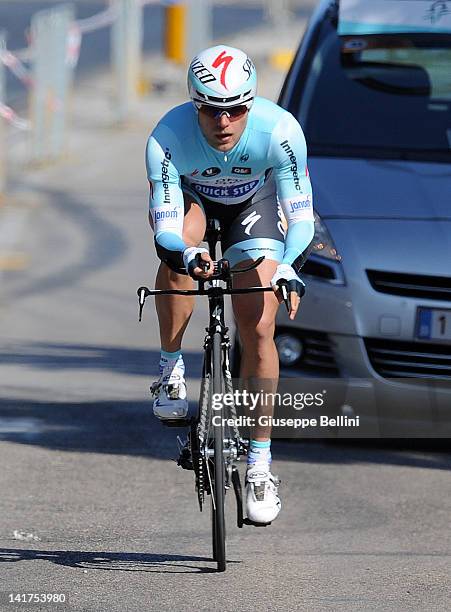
[241,210,261,236]
[240,153,249,162]
[202,166,221,177]
[212,50,234,89]
[232,167,251,175]
[280,139,301,191]
[192,180,259,199]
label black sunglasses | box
[198,104,248,121]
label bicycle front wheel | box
[211,330,226,572]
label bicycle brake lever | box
[279,282,291,313]
[137,286,149,322]
[195,253,210,273]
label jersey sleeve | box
[145,123,187,260]
[269,112,315,270]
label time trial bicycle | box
[137,219,296,572]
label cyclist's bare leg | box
[149,194,206,352]
[231,258,280,441]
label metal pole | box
[112,0,143,123]
[0,31,6,196]
[31,4,74,162]
[186,0,212,63]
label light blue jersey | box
[145,97,314,267]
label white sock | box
[159,350,185,376]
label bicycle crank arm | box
[231,466,244,528]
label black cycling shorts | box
[182,177,286,268]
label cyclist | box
[146,45,314,525]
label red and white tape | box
[0,0,162,131]
[0,103,31,130]
[0,50,33,87]
[66,24,82,68]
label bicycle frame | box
[137,221,275,571]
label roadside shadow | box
[0,397,190,460]
[0,395,450,471]
[0,342,203,377]
[0,339,449,470]
[0,548,227,574]
[272,438,451,472]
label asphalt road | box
[1,7,451,612]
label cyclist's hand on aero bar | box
[271,263,305,320]
[183,247,215,280]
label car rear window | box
[297,23,451,161]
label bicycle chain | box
[195,367,211,510]
[194,337,243,510]
[223,341,242,443]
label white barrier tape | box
[2,1,158,75]
[0,103,31,131]
[12,47,33,63]
[0,49,33,87]
[77,5,117,34]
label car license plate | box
[417,308,451,342]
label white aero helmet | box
[188,45,257,110]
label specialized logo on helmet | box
[190,58,216,84]
[243,58,254,80]
[212,50,234,90]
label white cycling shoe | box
[150,366,189,421]
[245,463,281,525]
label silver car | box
[271,0,451,436]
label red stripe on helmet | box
[212,50,234,90]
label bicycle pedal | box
[243,517,271,527]
[177,449,194,470]
[158,418,191,428]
